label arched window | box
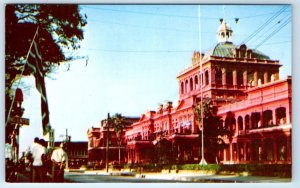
[226,32,229,38]
[251,112,260,129]
[226,69,233,85]
[215,68,222,85]
[195,75,199,89]
[205,70,209,85]
[245,115,250,130]
[237,71,243,86]
[181,82,184,94]
[225,112,236,133]
[190,77,193,91]
[276,107,286,125]
[263,110,273,127]
[185,80,188,93]
[238,116,243,131]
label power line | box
[82,5,289,21]
[88,18,193,32]
[81,40,291,54]
[259,40,290,46]
[83,47,194,53]
[255,17,291,49]
[241,5,289,45]
[248,13,290,47]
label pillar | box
[272,138,278,162]
[254,71,258,86]
[229,143,233,163]
[274,72,279,81]
[248,142,252,162]
[249,114,252,129]
[222,68,226,87]
[272,109,277,126]
[259,139,264,161]
[203,71,207,87]
[286,105,291,124]
[243,70,248,87]
[223,148,227,162]
[243,143,247,161]
[236,143,240,162]
[264,72,268,84]
[233,70,237,87]
[287,137,291,162]
[259,111,263,128]
[244,116,247,131]
[210,68,215,85]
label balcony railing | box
[237,124,291,135]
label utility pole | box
[65,128,69,169]
[106,113,110,173]
[198,5,207,166]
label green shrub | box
[122,163,291,177]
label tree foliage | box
[194,99,232,163]
[5,4,87,122]
[111,113,125,141]
[5,4,87,91]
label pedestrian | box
[39,139,48,181]
[30,137,46,182]
[5,137,14,182]
[51,143,68,182]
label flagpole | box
[198,5,207,166]
[5,26,40,127]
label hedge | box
[123,163,291,177]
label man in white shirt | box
[51,143,68,182]
[30,137,46,182]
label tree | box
[194,99,231,163]
[111,113,125,164]
[5,4,87,140]
[5,4,87,108]
[6,4,87,86]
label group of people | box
[26,137,68,182]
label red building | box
[88,20,292,165]
[87,116,139,166]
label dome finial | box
[216,19,233,43]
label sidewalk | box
[9,169,291,183]
[142,173,291,183]
[76,170,291,183]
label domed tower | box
[217,20,233,43]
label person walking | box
[51,143,68,182]
[39,139,49,182]
[30,137,46,182]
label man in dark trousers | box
[30,137,46,182]
[51,143,68,182]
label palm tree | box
[112,113,125,164]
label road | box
[64,173,194,183]
[64,171,291,183]
[11,170,291,183]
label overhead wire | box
[88,18,194,32]
[82,5,290,21]
[255,16,291,49]
[82,48,194,53]
[241,5,289,45]
[247,13,290,47]
[81,5,291,54]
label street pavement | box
[7,170,291,183]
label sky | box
[6,4,292,154]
